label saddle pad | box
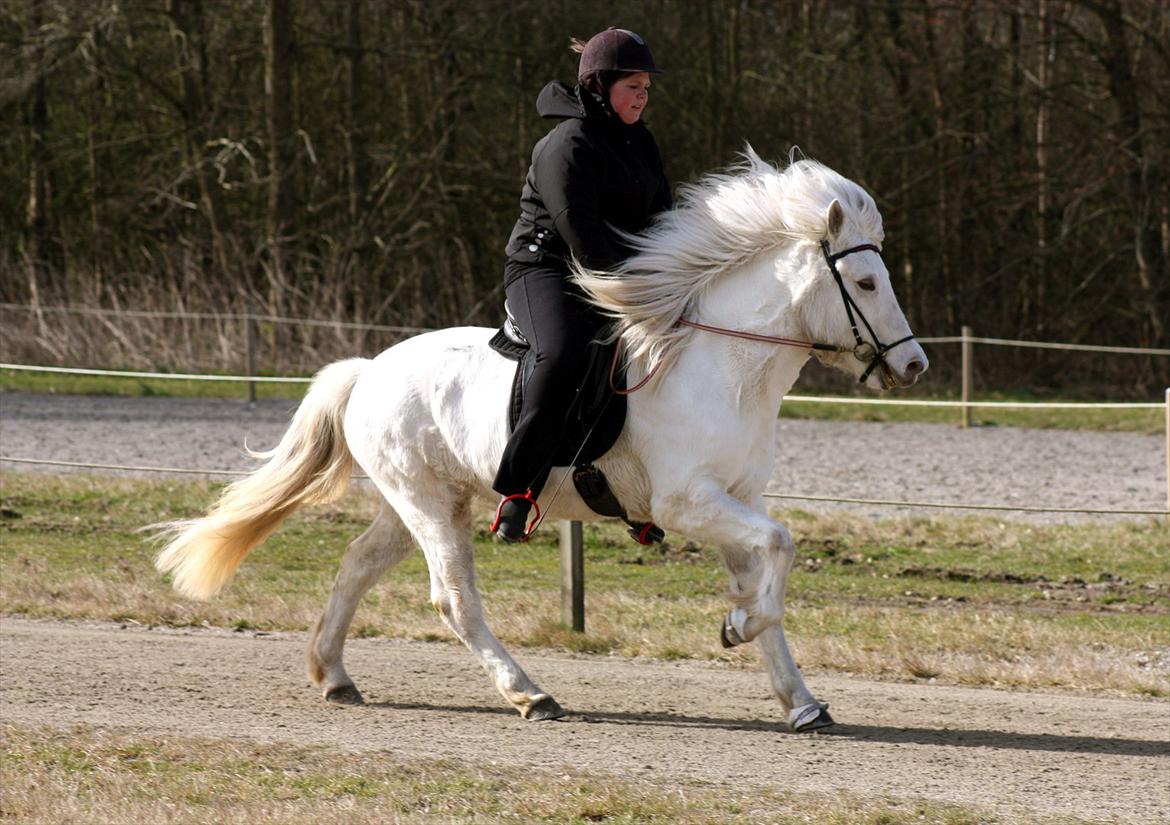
[488,326,628,467]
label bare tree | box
[1089,0,1165,344]
[264,0,296,306]
[23,0,50,317]
[166,0,231,281]
[344,0,368,224]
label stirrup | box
[626,520,664,546]
[490,491,541,543]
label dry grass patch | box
[0,722,1102,825]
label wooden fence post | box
[560,520,584,632]
[245,298,257,406]
[960,325,973,429]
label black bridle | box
[820,240,917,385]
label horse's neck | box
[700,246,809,332]
[692,246,813,409]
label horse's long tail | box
[153,357,368,600]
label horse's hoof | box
[720,609,746,648]
[325,684,365,705]
[524,695,567,721]
[789,701,834,733]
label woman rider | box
[491,28,672,542]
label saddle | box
[488,314,664,545]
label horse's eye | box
[858,278,876,292]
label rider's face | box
[609,72,652,125]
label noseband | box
[819,240,917,384]
[675,240,917,386]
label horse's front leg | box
[653,483,832,732]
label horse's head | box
[800,198,928,390]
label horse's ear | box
[825,199,844,240]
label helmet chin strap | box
[819,240,917,385]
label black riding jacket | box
[505,81,672,277]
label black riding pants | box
[492,261,604,499]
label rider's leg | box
[492,264,601,539]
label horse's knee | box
[733,525,793,585]
[768,524,796,571]
[754,523,793,559]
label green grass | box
[2,723,1093,825]
[2,472,1167,696]
[780,391,1164,433]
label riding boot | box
[493,497,533,543]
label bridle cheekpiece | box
[818,240,917,385]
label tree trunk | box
[344,0,368,224]
[1034,0,1053,338]
[1092,0,1165,344]
[166,0,232,282]
[703,0,723,163]
[264,0,296,304]
[23,0,52,329]
[923,1,955,329]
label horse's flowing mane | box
[572,149,884,387]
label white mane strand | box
[572,150,884,387]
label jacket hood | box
[536,81,585,119]
[535,79,627,124]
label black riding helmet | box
[576,28,661,82]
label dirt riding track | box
[2,617,1167,823]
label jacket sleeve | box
[532,129,630,271]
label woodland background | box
[1,0,1167,394]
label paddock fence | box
[2,304,1167,631]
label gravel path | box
[1,391,1164,522]
[3,617,1167,823]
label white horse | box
[154,153,927,732]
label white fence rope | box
[918,334,1169,355]
[3,456,1164,516]
[1,456,249,476]
[0,456,369,480]
[3,364,1165,410]
[4,302,1168,356]
[0,363,310,384]
[785,395,1165,409]
[0,302,429,335]
[760,490,1167,517]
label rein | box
[675,318,841,353]
[613,242,916,391]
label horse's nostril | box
[905,359,925,377]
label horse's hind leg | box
[392,487,565,721]
[308,503,415,704]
